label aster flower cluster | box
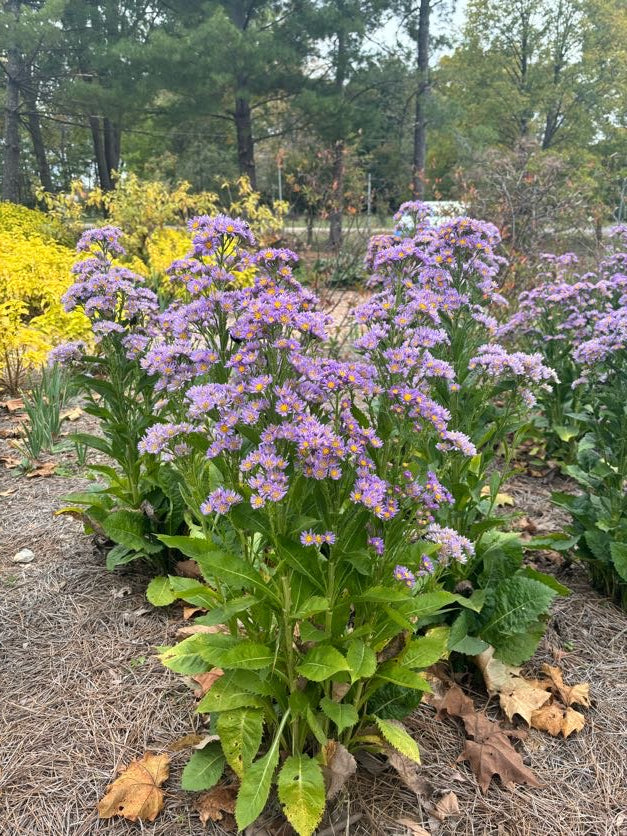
[134,213,477,588]
[61,227,159,351]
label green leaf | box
[355,586,411,603]
[157,534,217,559]
[277,755,326,836]
[146,576,176,607]
[494,621,547,665]
[480,577,556,645]
[293,596,330,619]
[374,662,432,692]
[610,542,627,582]
[320,697,359,734]
[400,591,458,619]
[519,567,570,596]
[181,743,225,791]
[276,536,325,591]
[196,595,260,626]
[167,577,218,608]
[217,708,264,777]
[374,718,421,764]
[102,510,161,553]
[346,639,377,683]
[524,533,579,552]
[235,714,287,831]
[197,671,266,713]
[105,544,137,570]
[296,646,350,682]
[403,627,449,669]
[220,641,275,671]
[449,634,490,655]
[159,634,217,675]
[553,425,579,442]
[305,706,327,745]
[70,432,112,456]
[195,551,279,603]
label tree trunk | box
[89,116,113,191]
[103,117,121,177]
[329,141,344,251]
[23,77,53,193]
[328,29,347,250]
[412,0,431,200]
[234,96,256,188]
[2,0,22,202]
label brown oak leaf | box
[475,648,552,724]
[26,461,57,478]
[541,664,591,708]
[530,702,585,738]
[196,784,237,825]
[97,751,170,822]
[435,684,541,794]
[396,818,431,836]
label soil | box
[1,405,626,836]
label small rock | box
[12,548,35,564]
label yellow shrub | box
[0,201,49,238]
[0,228,91,391]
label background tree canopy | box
[1,0,625,226]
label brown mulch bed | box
[1,407,626,835]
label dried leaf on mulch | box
[1,454,21,469]
[387,748,460,825]
[97,751,170,822]
[176,559,203,579]
[435,684,541,794]
[196,784,237,824]
[26,461,57,478]
[320,740,357,800]
[396,819,431,836]
[476,648,590,737]
[191,668,224,696]
[0,398,24,412]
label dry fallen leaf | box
[191,668,224,697]
[321,740,357,800]
[396,818,431,836]
[176,623,227,638]
[0,398,24,412]
[167,732,208,752]
[479,486,515,506]
[0,487,16,497]
[475,648,551,724]
[530,702,585,738]
[61,406,83,421]
[183,605,205,620]
[435,684,541,794]
[26,461,57,478]
[387,749,460,824]
[176,559,203,579]
[541,664,591,708]
[196,784,237,824]
[0,425,24,439]
[1,455,21,469]
[97,751,170,822]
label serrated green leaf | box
[157,534,217,558]
[374,662,432,692]
[278,754,326,836]
[403,627,449,669]
[217,708,264,777]
[235,713,289,831]
[610,542,627,581]
[480,576,556,644]
[181,743,225,791]
[220,641,274,670]
[346,639,377,683]
[296,646,350,682]
[305,706,327,745]
[276,536,325,591]
[197,671,266,712]
[105,544,137,570]
[293,596,330,619]
[194,550,280,603]
[146,576,176,607]
[493,621,547,665]
[375,717,421,764]
[355,586,411,603]
[196,595,260,626]
[320,697,359,734]
[159,634,216,675]
[102,510,161,554]
[519,567,570,596]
